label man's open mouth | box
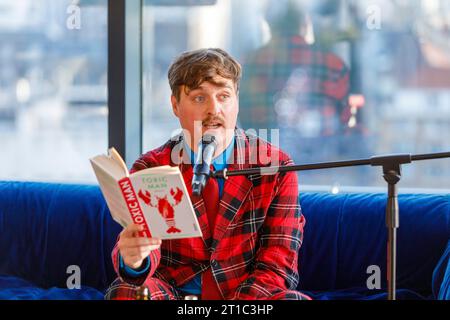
[203,122,222,129]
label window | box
[0,0,108,182]
[141,0,450,191]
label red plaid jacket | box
[111,128,307,300]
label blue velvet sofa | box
[0,181,448,300]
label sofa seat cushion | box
[432,240,450,300]
[304,287,429,300]
[0,274,104,300]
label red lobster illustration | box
[138,187,184,234]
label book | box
[90,147,202,240]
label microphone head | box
[192,134,218,196]
[200,134,217,148]
[195,134,218,165]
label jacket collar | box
[169,127,255,172]
[169,128,254,250]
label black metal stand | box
[385,171,400,301]
[211,151,450,300]
[371,155,411,300]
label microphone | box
[192,134,217,196]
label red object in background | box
[349,94,365,109]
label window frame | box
[108,0,143,167]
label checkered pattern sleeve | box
[112,241,161,286]
[231,160,305,300]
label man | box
[105,48,310,300]
[239,0,349,163]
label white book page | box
[132,165,180,176]
[90,150,128,181]
[108,147,129,177]
[90,149,131,228]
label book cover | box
[90,148,202,240]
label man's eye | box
[220,94,230,100]
[193,96,204,103]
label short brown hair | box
[168,48,242,101]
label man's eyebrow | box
[194,83,234,91]
[221,84,234,90]
[214,82,234,90]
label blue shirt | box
[119,136,235,293]
[184,136,235,196]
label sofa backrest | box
[0,181,122,291]
[298,192,450,296]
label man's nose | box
[206,98,221,115]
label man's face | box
[170,76,238,156]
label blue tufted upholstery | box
[0,181,121,299]
[298,192,449,300]
[0,181,448,299]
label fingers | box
[119,224,163,269]
[121,242,160,269]
[121,223,144,238]
[120,237,162,248]
[123,244,161,257]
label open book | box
[90,148,202,240]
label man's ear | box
[170,95,179,118]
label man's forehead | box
[187,78,235,92]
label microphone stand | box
[211,151,450,300]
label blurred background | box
[0,0,449,192]
[0,0,107,182]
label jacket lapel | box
[170,134,211,250]
[180,163,213,249]
[173,130,254,251]
[211,129,253,250]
